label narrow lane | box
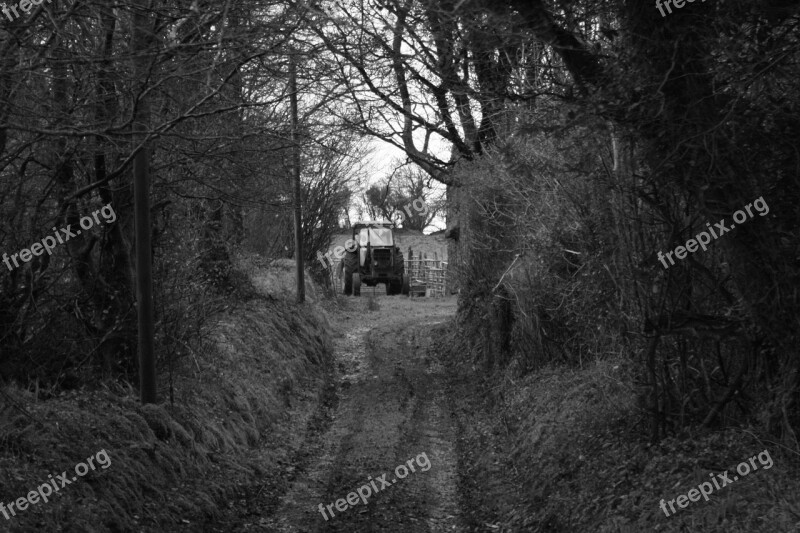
[258,295,461,532]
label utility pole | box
[132,0,156,404]
[290,51,305,303]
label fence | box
[405,248,448,298]
[326,247,448,297]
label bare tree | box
[361,165,444,231]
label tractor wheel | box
[401,273,410,295]
[336,259,345,293]
[342,251,358,295]
[352,273,361,296]
[392,248,406,296]
[393,248,405,278]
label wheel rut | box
[258,296,461,532]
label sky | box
[356,137,447,234]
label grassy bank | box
[437,325,800,533]
[0,259,333,532]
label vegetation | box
[1,255,334,530]
[360,166,445,231]
[311,0,800,527]
[0,0,798,530]
[0,0,362,388]
[306,0,800,443]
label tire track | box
[258,296,460,532]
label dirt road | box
[212,293,463,532]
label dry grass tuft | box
[441,328,800,532]
[0,260,334,532]
[365,295,380,311]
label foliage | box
[0,0,362,390]
[0,261,333,531]
[360,165,445,231]
[439,324,800,532]
[312,0,800,443]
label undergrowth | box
[437,325,800,533]
[0,260,334,532]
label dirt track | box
[210,293,463,532]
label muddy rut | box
[213,294,463,532]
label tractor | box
[339,221,410,296]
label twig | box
[166,334,203,372]
[492,253,520,293]
[0,388,43,428]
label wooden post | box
[132,0,156,404]
[290,52,305,303]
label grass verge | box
[0,262,333,532]
[436,324,800,533]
